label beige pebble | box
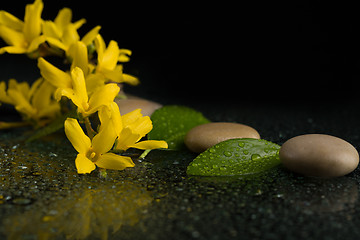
[184,122,260,153]
[115,97,162,116]
[279,134,359,177]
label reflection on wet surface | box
[1,129,360,239]
[4,183,151,240]
[281,176,358,214]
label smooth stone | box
[279,134,359,177]
[184,122,260,153]
[115,97,162,116]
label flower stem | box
[139,149,151,159]
[84,117,96,140]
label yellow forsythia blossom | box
[99,102,168,151]
[64,118,135,174]
[55,67,120,117]
[0,78,60,126]
[94,35,139,86]
[0,0,44,55]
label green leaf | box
[148,105,210,150]
[187,138,281,176]
[26,110,78,143]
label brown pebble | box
[279,134,359,177]
[184,122,260,153]
[115,97,162,116]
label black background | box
[1,0,360,105]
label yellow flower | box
[0,78,60,126]
[99,102,168,151]
[38,40,137,96]
[42,8,86,43]
[38,41,101,93]
[94,34,139,85]
[0,0,45,56]
[55,67,119,117]
[42,7,101,58]
[64,118,135,174]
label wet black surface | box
[1,101,360,240]
[1,1,360,238]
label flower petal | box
[70,41,89,76]
[62,25,80,50]
[101,40,120,69]
[118,49,132,62]
[98,102,123,138]
[123,73,140,86]
[70,67,88,107]
[55,87,85,114]
[54,8,72,31]
[95,153,135,170]
[84,73,105,95]
[0,10,24,30]
[121,108,142,125]
[131,140,168,150]
[27,35,46,53]
[86,83,119,115]
[0,81,13,104]
[38,57,72,88]
[8,89,36,118]
[92,117,117,154]
[115,127,140,151]
[64,118,91,154]
[0,46,26,54]
[43,20,61,39]
[81,26,101,46]
[122,110,152,138]
[94,34,106,62]
[75,153,96,174]
[23,0,43,42]
[0,25,26,47]
[0,10,24,31]
[44,36,66,51]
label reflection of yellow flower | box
[64,118,135,174]
[100,102,168,151]
[55,67,119,117]
[94,35,139,85]
[0,78,60,126]
[0,0,45,56]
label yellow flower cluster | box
[0,0,168,174]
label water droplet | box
[238,142,245,148]
[224,151,232,157]
[212,164,219,169]
[48,152,58,157]
[220,166,227,171]
[209,148,216,153]
[243,150,249,155]
[251,154,261,161]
